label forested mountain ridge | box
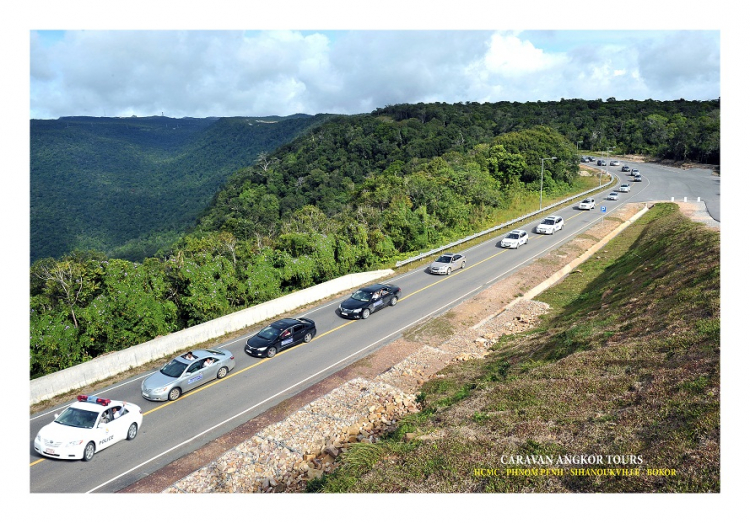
[195,98,719,242]
[30,113,333,262]
[30,98,719,378]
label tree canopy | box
[30,98,720,377]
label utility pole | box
[540,157,557,210]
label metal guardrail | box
[394,173,617,268]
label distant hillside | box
[30,99,720,378]
[30,114,332,262]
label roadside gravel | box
[124,201,710,493]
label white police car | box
[34,395,143,461]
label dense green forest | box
[30,99,720,378]
[30,114,332,262]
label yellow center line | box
[33,213,592,467]
[402,250,509,300]
[142,319,358,416]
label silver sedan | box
[141,348,235,401]
[429,253,466,275]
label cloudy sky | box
[30,28,720,120]
[6,2,748,514]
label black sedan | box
[338,283,401,319]
[245,318,317,358]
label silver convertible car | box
[141,348,235,401]
[429,253,466,275]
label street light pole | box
[540,157,557,210]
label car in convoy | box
[596,159,607,166]
[339,283,401,319]
[245,317,317,358]
[633,174,642,182]
[535,215,565,235]
[610,160,620,166]
[500,229,529,248]
[619,183,631,192]
[607,192,620,200]
[34,395,143,461]
[621,165,631,172]
[141,348,235,401]
[429,253,466,275]
[578,197,596,210]
[631,168,640,176]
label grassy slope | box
[311,203,720,493]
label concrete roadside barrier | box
[30,269,394,405]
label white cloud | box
[29,29,720,119]
[483,32,567,76]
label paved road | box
[29,160,719,493]
[621,160,719,222]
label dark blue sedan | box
[338,283,401,319]
[245,317,317,358]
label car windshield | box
[351,290,373,302]
[542,218,555,225]
[508,233,519,239]
[160,359,188,378]
[436,255,452,263]
[55,407,99,429]
[257,326,281,340]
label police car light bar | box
[76,395,111,406]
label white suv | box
[500,229,529,249]
[536,215,564,235]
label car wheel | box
[83,441,95,461]
[304,332,313,343]
[168,387,181,401]
[267,346,277,358]
[446,267,452,275]
[127,423,138,440]
[361,308,370,319]
[217,366,228,379]
[461,261,466,269]
[390,296,398,306]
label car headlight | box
[65,440,84,447]
[152,385,171,394]
[352,308,362,313]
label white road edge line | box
[86,284,484,493]
[86,207,620,492]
